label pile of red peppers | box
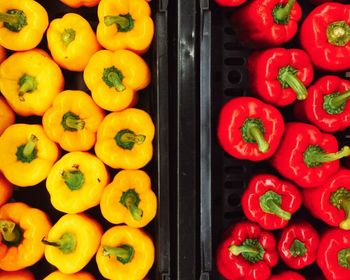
[214,0,350,279]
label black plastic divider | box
[176,0,198,279]
[10,0,173,279]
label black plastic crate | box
[10,0,172,279]
[199,1,350,279]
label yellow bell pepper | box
[0,124,60,187]
[44,271,95,280]
[0,174,12,207]
[46,152,109,214]
[83,49,150,112]
[0,202,52,271]
[100,170,157,228]
[96,225,155,280]
[0,0,49,51]
[60,0,100,8]
[96,0,154,54]
[0,46,6,64]
[0,49,64,117]
[43,90,105,152]
[47,13,101,72]
[0,96,15,136]
[95,108,155,169]
[0,270,35,280]
[43,213,102,274]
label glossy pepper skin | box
[0,124,60,187]
[0,96,15,136]
[0,49,64,117]
[231,0,302,48]
[0,270,35,280]
[309,0,346,5]
[247,48,313,107]
[0,46,6,63]
[0,174,12,207]
[317,228,350,280]
[294,76,350,133]
[300,3,350,71]
[43,90,105,152]
[44,271,95,280]
[46,152,109,214]
[217,97,285,161]
[278,221,319,269]
[214,0,246,6]
[100,170,157,228]
[95,108,155,169]
[241,174,302,230]
[60,0,100,8]
[96,225,155,280]
[269,271,305,280]
[0,0,48,51]
[84,49,150,112]
[303,168,350,230]
[96,0,154,54]
[270,122,350,188]
[216,221,279,280]
[43,213,102,274]
[47,13,101,72]
[0,202,52,271]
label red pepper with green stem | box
[277,221,319,269]
[241,174,302,230]
[294,76,350,133]
[216,221,279,280]
[270,122,350,188]
[217,97,285,161]
[300,3,350,72]
[231,0,302,48]
[248,48,314,107]
[317,228,350,280]
[269,271,305,280]
[214,0,246,6]
[303,168,350,230]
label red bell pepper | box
[217,97,285,161]
[269,271,305,280]
[309,0,346,5]
[247,48,314,107]
[303,168,350,230]
[241,174,302,230]
[317,228,350,280]
[230,0,302,48]
[270,122,350,188]
[277,221,319,269]
[216,221,279,280]
[214,0,246,7]
[300,3,350,72]
[294,76,350,133]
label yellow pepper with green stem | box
[0,0,48,51]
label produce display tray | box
[199,1,350,279]
[11,0,172,279]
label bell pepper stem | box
[259,190,291,220]
[0,221,17,242]
[61,28,76,47]
[0,12,19,25]
[120,189,143,221]
[102,66,126,92]
[329,90,350,109]
[104,15,129,27]
[108,72,126,92]
[317,146,350,163]
[338,248,350,269]
[229,244,258,256]
[64,116,85,130]
[103,245,134,264]
[340,199,350,230]
[18,74,37,101]
[61,168,85,191]
[290,239,306,257]
[327,21,350,47]
[278,66,307,100]
[115,129,146,150]
[249,126,270,153]
[228,239,265,263]
[42,232,76,254]
[273,0,296,24]
[23,135,38,157]
[264,199,291,220]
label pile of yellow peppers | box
[0,0,157,279]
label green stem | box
[228,239,265,263]
[304,145,350,168]
[61,112,85,131]
[324,90,350,115]
[104,14,134,32]
[273,0,296,25]
[327,21,350,47]
[330,188,350,230]
[249,126,270,153]
[61,167,85,191]
[330,90,350,108]
[120,189,143,221]
[114,129,146,150]
[42,232,76,254]
[18,74,37,102]
[290,239,306,257]
[259,191,291,220]
[102,66,126,92]
[338,248,350,269]
[0,12,18,24]
[0,10,27,32]
[278,66,307,100]
[61,28,76,47]
[23,135,38,157]
[229,244,259,256]
[103,245,134,264]
[0,220,23,247]
[16,134,38,163]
